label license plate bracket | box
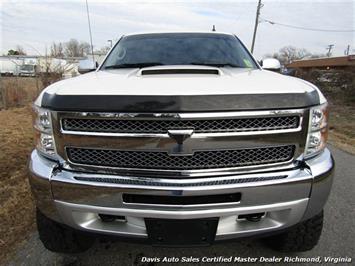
[145,218,219,247]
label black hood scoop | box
[141,68,220,75]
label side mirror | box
[261,58,281,72]
[78,59,97,74]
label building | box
[286,55,355,74]
[0,55,82,78]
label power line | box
[262,18,355,32]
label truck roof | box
[123,31,236,37]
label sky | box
[0,0,354,59]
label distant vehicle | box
[0,58,20,76]
[281,66,296,76]
[19,64,36,77]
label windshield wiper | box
[190,62,243,68]
[104,62,164,69]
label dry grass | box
[0,106,36,265]
[0,77,42,109]
[328,103,355,155]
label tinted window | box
[102,33,257,69]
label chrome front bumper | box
[28,148,334,241]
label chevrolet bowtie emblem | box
[167,129,194,155]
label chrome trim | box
[52,109,309,177]
[29,148,333,219]
[59,109,304,137]
[63,151,299,178]
[59,109,305,119]
[73,174,288,186]
[302,148,334,220]
[51,199,309,239]
[60,129,302,138]
[53,165,311,191]
[64,144,297,173]
[55,197,308,222]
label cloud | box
[0,0,353,58]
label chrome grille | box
[62,116,299,134]
[66,145,295,170]
[74,175,288,186]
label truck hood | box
[39,66,323,112]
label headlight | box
[304,103,329,158]
[32,105,57,158]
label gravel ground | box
[8,146,354,266]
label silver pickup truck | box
[29,32,334,253]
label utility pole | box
[85,0,95,62]
[251,0,263,54]
[344,45,350,55]
[326,44,334,57]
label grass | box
[0,77,42,109]
[0,106,36,264]
[328,103,355,154]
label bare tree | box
[15,45,26,55]
[64,39,91,57]
[266,46,311,65]
[79,42,91,56]
[50,42,64,58]
[95,46,110,55]
[280,46,311,64]
[37,49,67,88]
[64,39,80,57]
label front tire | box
[265,210,324,252]
[36,208,94,253]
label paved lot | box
[9,146,354,266]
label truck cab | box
[19,64,36,77]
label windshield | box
[20,65,34,71]
[102,33,257,69]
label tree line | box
[7,42,327,64]
[263,46,327,65]
[7,39,110,58]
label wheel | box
[36,208,95,253]
[265,210,324,252]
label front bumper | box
[29,148,334,241]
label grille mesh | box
[74,175,288,186]
[62,116,299,134]
[67,145,295,170]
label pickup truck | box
[29,32,334,253]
